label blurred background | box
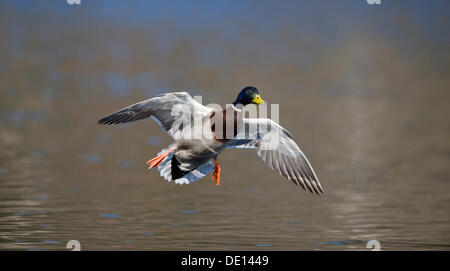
[0,0,449,250]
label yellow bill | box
[252,94,265,105]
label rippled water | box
[0,1,449,250]
[0,97,448,250]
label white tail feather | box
[154,146,215,184]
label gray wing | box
[228,118,323,195]
[98,92,212,139]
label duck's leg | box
[147,147,176,169]
[211,159,221,186]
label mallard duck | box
[98,86,323,195]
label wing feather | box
[228,118,323,195]
[98,92,212,140]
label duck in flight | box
[98,86,323,195]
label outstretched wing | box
[228,118,323,195]
[98,92,212,139]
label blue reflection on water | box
[82,154,102,164]
[120,160,133,168]
[14,211,46,216]
[255,243,273,247]
[106,72,130,97]
[0,110,46,125]
[135,71,156,89]
[95,132,111,146]
[179,209,199,214]
[327,241,353,246]
[30,150,44,158]
[42,240,62,244]
[100,213,121,218]
[34,194,49,201]
[147,136,162,146]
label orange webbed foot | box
[211,160,221,186]
[146,147,175,169]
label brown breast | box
[210,106,242,142]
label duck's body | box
[98,87,323,195]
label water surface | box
[0,0,449,250]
